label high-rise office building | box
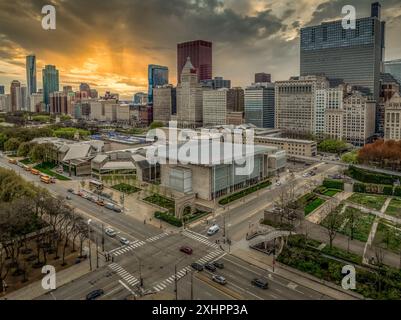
[300,2,385,101]
[384,59,401,85]
[384,92,401,141]
[0,94,10,112]
[153,85,176,123]
[176,57,203,128]
[26,55,37,96]
[245,83,275,128]
[42,65,59,110]
[201,77,231,89]
[133,92,148,106]
[231,87,245,113]
[203,88,236,126]
[0,85,5,95]
[50,91,71,114]
[30,93,43,113]
[275,76,329,135]
[10,80,21,112]
[255,73,271,83]
[177,40,212,83]
[148,65,169,105]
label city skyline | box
[0,0,401,99]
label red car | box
[180,246,193,255]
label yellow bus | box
[40,175,51,184]
[31,169,40,175]
[8,158,17,165]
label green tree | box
[4,138,21,152]
[149,121,164,130]
[318,139,349,154]
[0,132,8,150]
[29,143,54,163]
[342,151,358,164]
[17,142,35,157]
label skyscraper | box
[255,73,271,83]
[26,55,37,95]
[148,65,169,105]
[0,85,4,95]
[177,40,212,83]
[200,77,231,89]
[10,80,21,112]
[384,59,401,85]
[42,65,59,110]
[176,57,203,128]
[245,83,275,128]
[300,2,385,101]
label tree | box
[29,143,55,163]
[324,204,341,249]
[149,121,164,130]
[17,142,36,158]
[4,138,21,152]
[318,139,349,155]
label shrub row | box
[353,182,398,196]
[154,211,182,227]
[323,179,344,190]
[347,166,398,186]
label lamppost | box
[174,255,188,300]
[87,219,92,271]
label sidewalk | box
[232,247,363,300]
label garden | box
[112,183,141,194]
[347,193,388,211]
[385,198,401,219]
[144,194,175,214]
[373,221,401,254]
[278,235,401,300]
[34,162,71,181]
[218,180,271,205]
[315,186,342,197]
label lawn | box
[112,183,141,194]
[20,158,35,165]
[373,221,401,254]
[347,193,388,211]
[315,186,342,197]
[298,193,326,216]
[144,194,175,213]
[385,198,401,219]
[218,180,271,205]
[34,162,71,181]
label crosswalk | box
[108,263,140,287]
[196,250,226,265]
[109,240,146,257]
[146,232,169,243]
[151,250,226,293]
[182,230,220,249]
[153,266,192,292]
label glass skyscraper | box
[384,59,401,85]
[148,64,168,105]
[0,85,4,95]
[245,83,275,128]
[26,55,37,95]
[300,2,385,101]
[42,65,59,111]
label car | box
[302,173,310,178]
[86,289,104,300]
[212,275,227,285]
[205,263,216,272]
[105,228,117,237]
[113,207,122,213]
[207,224,220,236]
[213,261,224,269]
[67,188,74,193]
[191,262,204,271]
[96,200,105,206]
[180,246,193,255]
[66,195,72,200]
[275,182,282,187]
[119,237,130,245]
[105,203,115,210]
[251,278,269,289]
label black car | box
[86,289,105,300]
[213,261,224,269]
[205,263,216,272]
[191,262,204,271]
[67,188,74,193]
[251,278,269,289]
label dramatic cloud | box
[0,0,400,99]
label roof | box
[63,144,92,161]
[102,162,136,170]
[92,154,108,164]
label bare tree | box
[324,203,341,250]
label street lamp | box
[87,219,92,271]
[174,255,188,300]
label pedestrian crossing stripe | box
[146,232,169,243]
[110,240,147,257]
[182,230,220,249]
[108,263,139,287]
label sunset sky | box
[0,0,400,99]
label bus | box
[8,158,17,165]
[89,180,104,190]
[31,169,40,175]
[40,175,51,184]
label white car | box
[207,224,220,236]
[105,228,117,237]
[119,237,130,245]
[302,173,310,178]
[275,182,282,187]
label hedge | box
[347,166,398,186]
[154,211,182,227]
[323,179,344,191]
[353,182,366,193]
[353,182,394,196]
[395,187,401,197]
